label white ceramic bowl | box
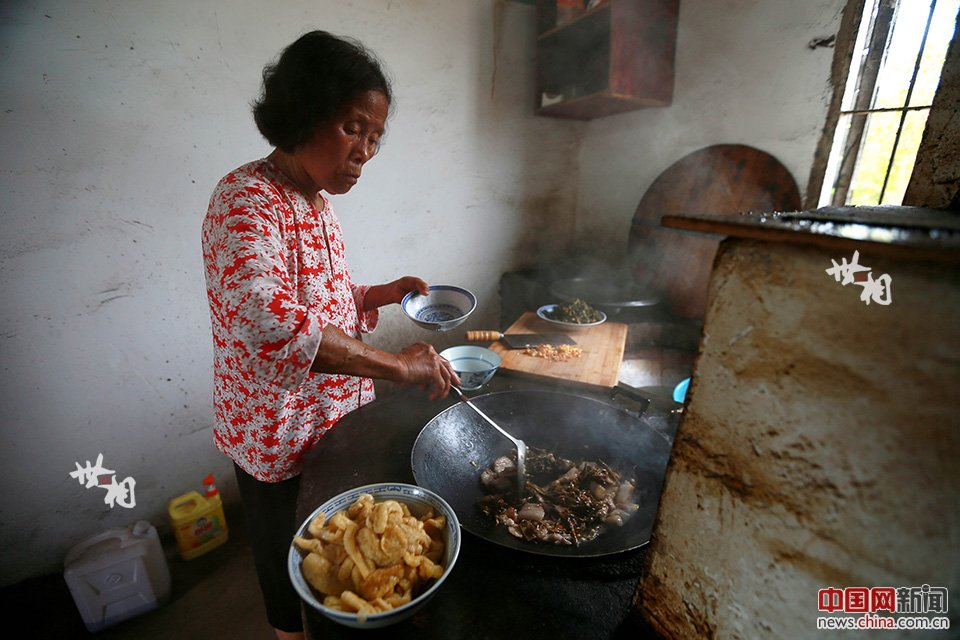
[440,345,502,391]
[288,483,461,629]
[536,304,607,330]
[402,285,476,332]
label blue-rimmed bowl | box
[440,345,502,391]
[288,483,461,629]
[402,285,477,332]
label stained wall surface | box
[905,9,960,208]
[0,0,578,584]
[0,0,849,584]
[574,0,846,264]
[638,238,959,638]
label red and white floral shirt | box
[202,158,378,482]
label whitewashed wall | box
[0,0,845,584]
[0,0,579,584]
[574,0,845,261]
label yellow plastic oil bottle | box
[167,474,229,560]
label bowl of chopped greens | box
[536,299,607,330]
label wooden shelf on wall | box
[535,0,678,120]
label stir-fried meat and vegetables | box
[477,448,638,545]
[543,298,603,324]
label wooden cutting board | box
[486,312,628,390]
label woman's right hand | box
[395,342,460,400]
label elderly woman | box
[201,31,458,639]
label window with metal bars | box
[813,0,958,207]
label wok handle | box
[465,330,502,342]
[610,382,652,417]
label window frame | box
[805,0,952,209]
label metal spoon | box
[450,385,527,496]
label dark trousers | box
[233,463,303,632]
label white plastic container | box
[63,520,172,632]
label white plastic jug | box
[63,520,171,632]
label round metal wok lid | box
[410,390,673,557]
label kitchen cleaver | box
[465,331,577,349]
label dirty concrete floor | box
[2,509,275,640]
[4,363,685,640]
[3,511,662,640]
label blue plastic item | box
[673,377,691,403]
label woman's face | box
[295,90,389,195]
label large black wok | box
[411,389,675,557]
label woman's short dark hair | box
[253,31,392,152]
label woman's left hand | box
[389,276,429,302]
[364,276,429,310]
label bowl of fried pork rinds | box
[288,483,461,628]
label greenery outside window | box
[811,0,959,207]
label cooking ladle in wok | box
[411,389,677,557]
[449,385,526,495]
